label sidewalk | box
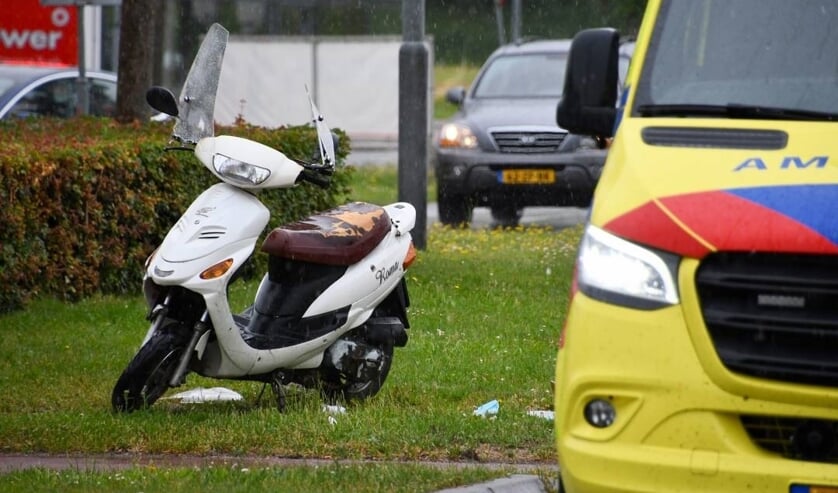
[436,474,555,493]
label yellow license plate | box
[500,169,555,184]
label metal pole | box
[495,0,506,46]
[76,3,89,115]
[511,0,521,44]
[399,0,428,249]
[311,38,318,104]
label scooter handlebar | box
[298,167,333,188]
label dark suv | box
[433,39,629,226]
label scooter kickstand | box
[270,371,287,413]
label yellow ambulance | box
[553,1,838,491]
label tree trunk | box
[115,0,162,123]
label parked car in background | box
[432,39,631,227]
[0,64,117,120]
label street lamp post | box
[510,0,522,43]
[399,0,428,249]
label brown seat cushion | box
[261,202,391,265]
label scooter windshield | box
[173,23,228,144]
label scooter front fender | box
[157,183,269,264]
[143,182,268,296]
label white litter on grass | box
[163,387,244,403]
[323,404,346,425]
[473,399,500,417]
[322,404,347,415]
[527,410,555,420]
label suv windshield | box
[473,53,566,98]
[634,0,838,119]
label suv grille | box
[491,130,565,153]
[695,253,838,387]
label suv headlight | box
[213,153,270,186]
[577,225,680,309]
[438,123,478,149]
[576,136,599,150]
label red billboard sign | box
[0,0,78,66]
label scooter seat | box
[261,201,392,265]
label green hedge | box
[0,117,352,312]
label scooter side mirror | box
[146,86,179,117]
[311,131,340,164]
[305,88,335,169]
[314,115,335,168]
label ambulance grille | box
[695,253,838,387]
[740,415,838,464]
[641,127,787,149]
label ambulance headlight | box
[213,153,270,186]
[577,225,680,309]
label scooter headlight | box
[213,153,270,186]
[577,225,680,309]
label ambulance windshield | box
[633,0,838,120]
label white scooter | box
[112,23,416,413]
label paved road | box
[346,142,399,168]
[426,202,589,230]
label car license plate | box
[791,485,838,493]
[499,169,555,184]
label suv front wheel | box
[437,190,473,226]
[490,206,523,228]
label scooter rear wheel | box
[112,329,186,413]
[321,342,394,403]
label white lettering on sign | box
[0,29,63,51]
[51,8,71,27]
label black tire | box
[321,342,394,403]
[437,190,473,226]
[112,329,187,413]
[490,206,523,228]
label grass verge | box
[345,164,436,205]
[0,167,580,491]
[0,463,528,493]
[434,63,480,120]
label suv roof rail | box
[511,36,543,46]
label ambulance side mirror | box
[556,28,620,138]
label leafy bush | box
[0,117,352,312]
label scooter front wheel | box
[112,329,187,413]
